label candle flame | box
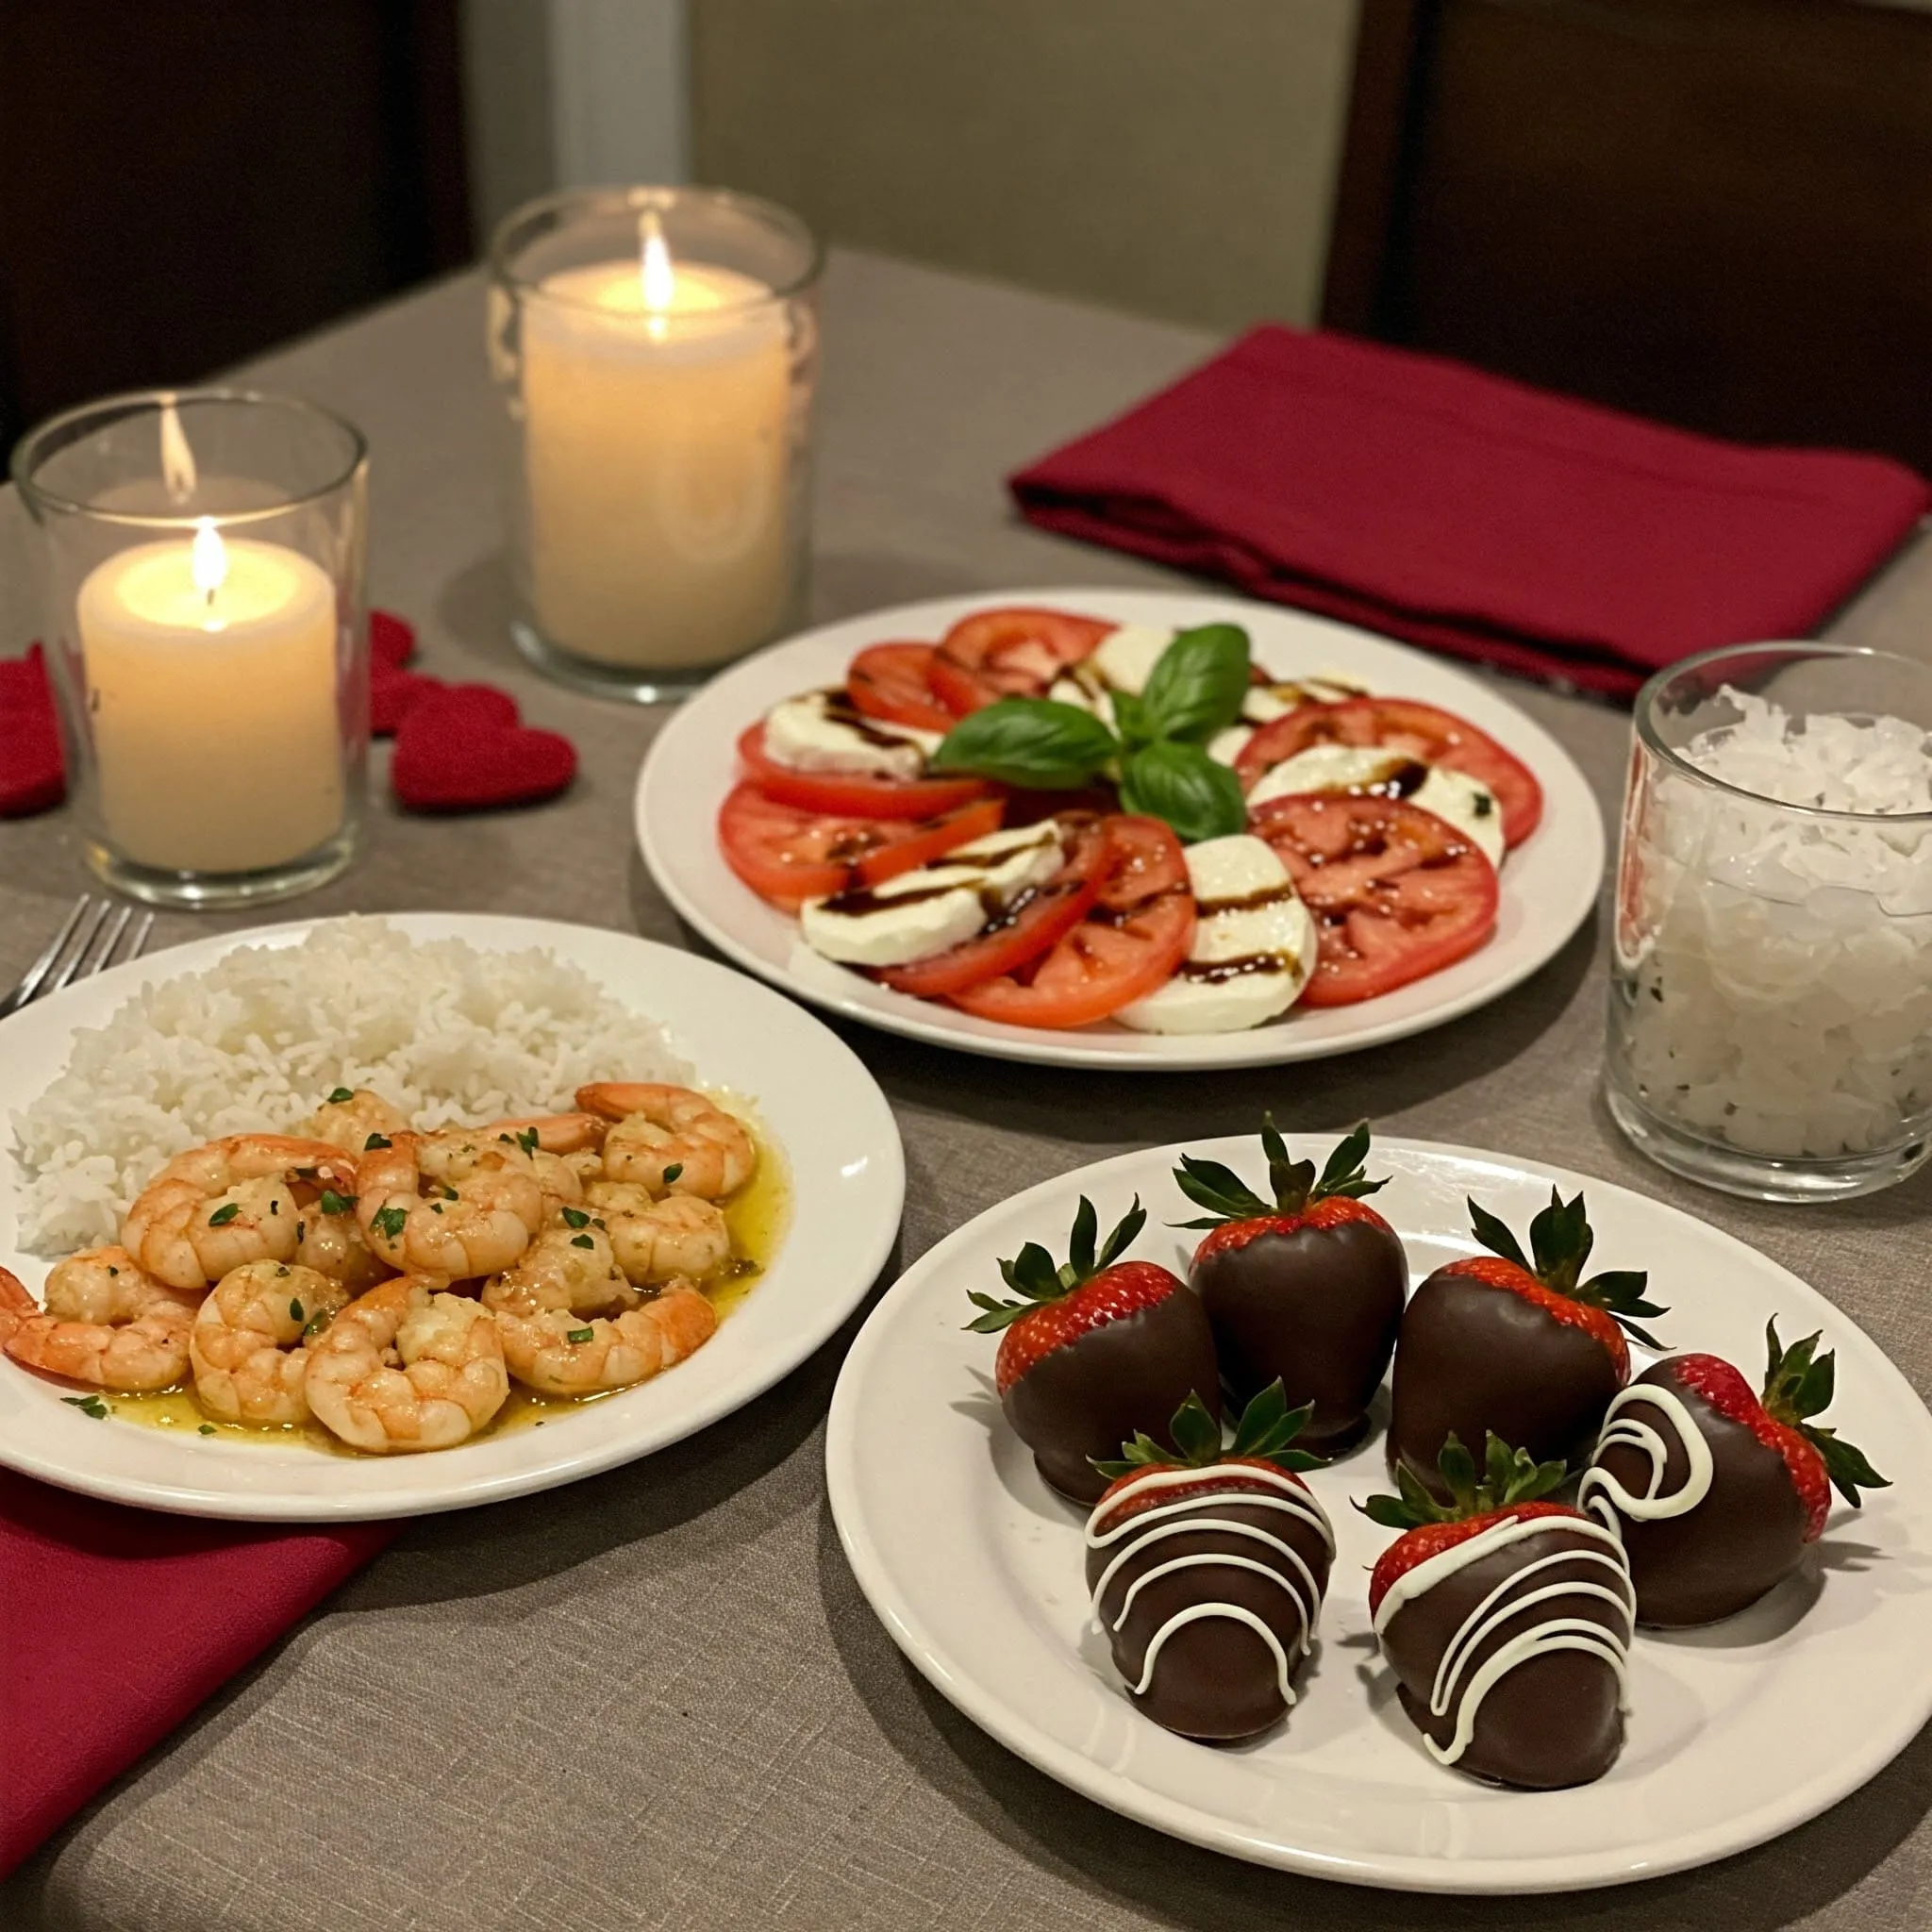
[640,209,675,339]
[191,518,227,606]
[159,397,198,505]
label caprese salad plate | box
[825,1130,1932,1891]
[637,591,1605,1069]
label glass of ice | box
[1605,642,1932,1201]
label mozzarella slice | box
[1115,834,1316,1034]
[1208,723,1254,767]
[1241,669,1371,724]
[1045,622,1178,726]
[799,821,1066,969]
[761,690,942,779]
[1246,743,1505,867]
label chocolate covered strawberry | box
[967,1195,1220,1503]
[1389,1190,1667,1496]
[1174,1120,1406,1452]
[1362,1432,1635,1790]
[1085,1382,1332,1740]
[1579,1320,1889,1627]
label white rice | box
[9,916,691,1255]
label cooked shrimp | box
[122,1135,357,1291]
[485,1267,716,1398]
[304,1087,409,1158]
[575,1084,756,1200]
[355,1129,544,1279]
[1,1249,198,1391]
[583,1182,732,1285]
[305,1275,508,1452]
[292,1194,391,1293]
[488,1114,608,1217]
[484,1222,638,1323]
[190,1261,350,1425]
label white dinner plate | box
[825,1133,1932,1893]
[637,589,1605,1070]
[0,913,905,1522]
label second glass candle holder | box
[488,184,823,703]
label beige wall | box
[691,0,1361,329]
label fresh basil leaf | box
[1109,689,1153,752]
[930,698,1119,790]
[1140,625,1252,744]
[1119,741,1247,842]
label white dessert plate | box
[637,589,1605,1070]
[0,913,905,1521]
[825,1133,1932,1893]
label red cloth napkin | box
[0,1474,393,1875]
[1010,326,1932,697]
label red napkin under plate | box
[0,1474,393,1875]
[1010,326,1932,698]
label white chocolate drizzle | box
[1577,1382,1715,1529]
[1373,1512,1635,1767]
[1084,1464,1334,1707]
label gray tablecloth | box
[3,252,1930,1932]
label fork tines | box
[2,893,155,1016]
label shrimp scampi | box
[575,1084,757,1201]
[355,1130,545,1278]
[0,1250,199,1392]
[122,1136,358,1291]
[582,1183,733,1285]
[305,1275,509,1453]
[191,1262,351,1425]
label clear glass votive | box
[1605,642,1932,1201]
[486,184,823,704]
[11,389,370,908]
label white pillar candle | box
[77,525,343,874]
[522,230,795,671]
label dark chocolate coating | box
[1379,1518,1631,1789]
[1389,1270,1622,1494]
[1086,1479,1332,1740]
[1004,1286,1221,1504]
[1584,1362,1810,1627]
[1194,1218,1407,1452]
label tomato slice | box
[1250,793,1499,1007]
[845,642,960,734]
[1236,697,1543,847]
[717,784,1006,909]
[737,723,992,819]
[876,819,1109,999]
[927,607,1114,714]
[949,816,1195,1029]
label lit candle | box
[521,215,795,672]
[76,522,342,873]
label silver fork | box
[1,894,155,1017]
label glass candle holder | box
[487,184,822,703]
[11,389,370,908]
[1605,643,1932,1201]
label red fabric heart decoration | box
[391,683,575,812]
[0,645,66,818]
[370,666,443,737]
[370,608,416,671]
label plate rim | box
[824,1130,1932,1894]
[0,910,906,1521]
[635,586,1607,1071]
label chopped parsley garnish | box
[208,1202,242,1226]
[570,1234,594,1250]
[303,1311,331,1338]
[517,1128,541,1154]
[566,1326,594,1344]
[561,1206,591,1229]
[289,1298,304,1321]
[328,1087,355,1104]
[319,1190,356,1215]
[662,1162,684,1184]
[372,1206,408,1240]
[269,1199,278,1215]
[199,1424,217,1436]
[295,1222,307,1242]
[364,1133,391,1151]
[62,1395,110,1421]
